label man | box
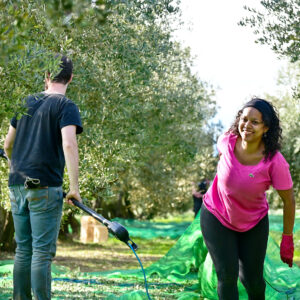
[192,180,209,217]
[4,55,83,300]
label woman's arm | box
[277,188,295,267]
[276,188,295,235]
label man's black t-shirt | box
[9,92,83,187]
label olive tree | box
[239,0,300,62]
[265,63,300,206]
[0,0,218,247]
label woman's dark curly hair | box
[228,98,282,161]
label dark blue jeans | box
[200,204,269,300]
[9,185,63,300]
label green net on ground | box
[1,211,299,299]
[112,214,300,240]
[111,218,191,240]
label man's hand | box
[193,191,203,198]
[65,190,82,205]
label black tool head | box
[108,222,130,242]
[108,222,138,251]
[68,196,139,251]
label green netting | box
[1,212,299,299]
[111,218,191,239]
[111,214,300,240]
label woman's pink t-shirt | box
[203,132,293,232]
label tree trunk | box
[0,206,16,251]
[58,211,80,241]
[123,191,134,219]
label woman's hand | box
[280,234,294,267]
[277,188,295,267]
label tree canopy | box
[240,0,300,62]
[0,0,218,221]
[266,63,300,206]
[240,0,300,206]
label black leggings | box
[200,204,269,300]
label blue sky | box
[175,0,287,129]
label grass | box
[0,278,195,300]
[0,217,193,300]
[0,212,299,299]
[54,237,177,272]
[0,237,195,300]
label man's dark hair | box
[198,180,208,193]
[51,55,73,84]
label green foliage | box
[239,0,300,207]
[70,2,217,218]
[266,62,300,207]
[0,0,218,219]
[239,0,300,62]
[0,0,109,123]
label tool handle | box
[64,193,138,250]
[71,198,111,227]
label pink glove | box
[280,234,294,267]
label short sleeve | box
[269,152,293,190]
[59,101,83,134]
[10,116,18,128]
[217,133,230,155]
[10,96,32,129]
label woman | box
[200,98,295,300]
